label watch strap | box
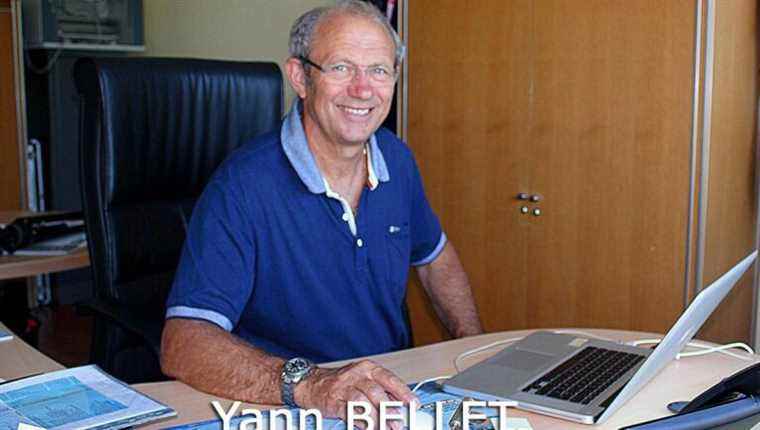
[281,358,314,408]
[281,378,298,408]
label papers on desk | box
[495,418,533,430]
[12,232,87,256]
[0,365,175,430]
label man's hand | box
[294,360,417,429]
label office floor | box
[35,305,92,367]
[0,277,92,368]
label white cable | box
[453,337,524,372]
[25,49,63,75]
[454,334,755,378]
[627,338,754,360]
[678,341,754,360]
[411,375,452,393]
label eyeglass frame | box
[297,56,399,85]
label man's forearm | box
[416,242,483,338]
[161,318,418,422]
[161,318,285,404]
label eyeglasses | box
[298,56,398,86]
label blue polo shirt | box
[166,101,446,363]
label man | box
[161,0,482,423]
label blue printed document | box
[163,382,503,430]
[0,365,175,430]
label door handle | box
[517,193,542,202]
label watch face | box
[283,358,313,383]
[287,358,309,373]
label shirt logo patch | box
[389,225,401,234]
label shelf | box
[26,42,145,52]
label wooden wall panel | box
[0,6,21,210]
[699,0,758,344]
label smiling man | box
[160,0,482,423]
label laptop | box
[442,251,757,425]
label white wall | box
[141,0,333,108]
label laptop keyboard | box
[521,346,645,405]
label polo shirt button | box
[356,238,364,247]
[342,213,350,222]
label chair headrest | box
[75,57,283,205]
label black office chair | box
[74,58,283,383]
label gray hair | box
[289,0,406,67]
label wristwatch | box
[280,357,315,408]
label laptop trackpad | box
[493,349,554,372]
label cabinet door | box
[405,1,535,343]
[523,1,693,332]
[406,0,696,344]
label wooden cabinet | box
[0,0,24,211]
[403,0,757,345]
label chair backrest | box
[75,58,282,313]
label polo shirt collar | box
[281,99,390,194]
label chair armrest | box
[79,299,163,357]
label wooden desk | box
[0,321,63,380]
[3,327,757,429]
[0,211,90,281]
[134,329,759,430]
